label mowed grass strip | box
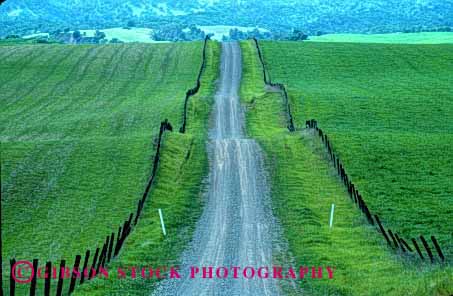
[240,40,453,295]
[258,41,453,260]
[0,41,218,294]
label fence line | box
[251,37,447,264]
[6,120,173,296]
[252,38,295,132]
[180,36,210,133]
[306,119,446,264]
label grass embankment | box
[240,40,453,295]
[1,41,220,295]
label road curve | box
[153,42,281,296]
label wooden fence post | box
[107,233,114,263]
[114,226,122,257]
[120,220,128,245]
[101,235,110,267]
[125,213,133,237]
[117,218,129,254]
[134,200,143,225]
[89,248,100,280]
[363,205,374,225]
[399,238,413,252]
[374,215,391,246]
[68,255,81,295]
[9,259,15,296]
[56,260,65,296]
[394,233,406,252]
[358,194,364,211]
[79,250,90,284]
[96,241,108,273]
[411,238,424,260]
[430,236,445,262]
[387,229,399,249]
[44,261,51,296]
[420,235,434,262]
[29,259,38,296]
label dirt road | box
[154,42,281,295]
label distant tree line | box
[152,24,206,41]
[223,28,309,41]
[2,18,452,44]
[402,26,452,33]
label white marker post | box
[158,209,167,236]
[329,204,335,229]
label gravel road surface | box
[154,42,281,296]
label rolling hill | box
[1,0,453,37]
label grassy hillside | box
[240,40,453,295]
[1,0,453,38]
[0,41,220,294]
[259,41,453,261]
[309,32,453,44]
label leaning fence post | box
[79,250,90,284]
[68,255,81,294]
[411,238,424,260]
[363,205,374,225]
[56,260,66,296]
[117,220,129,252]
[430,236,445,262]
[107,233,114,263]
[420,235,434,262]
[114,226,122,257]
[96,239,108,272]
[394,233,406,252]
[374,215,391,246]
[101,235,110,266]
[125,213,133,237]
[357,194,364,211]
[399,238,413,252]
[134,200,143,225]
[9,259,16,296]
[44,261,51,296]
[89,248,100,279]
[29,259,38,296]
[387,229,399,249]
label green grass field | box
[0,41,220,294]
[2,36,452,295]
[308,32,453,44]
[259,41,453,258]
[240,40,453,295]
